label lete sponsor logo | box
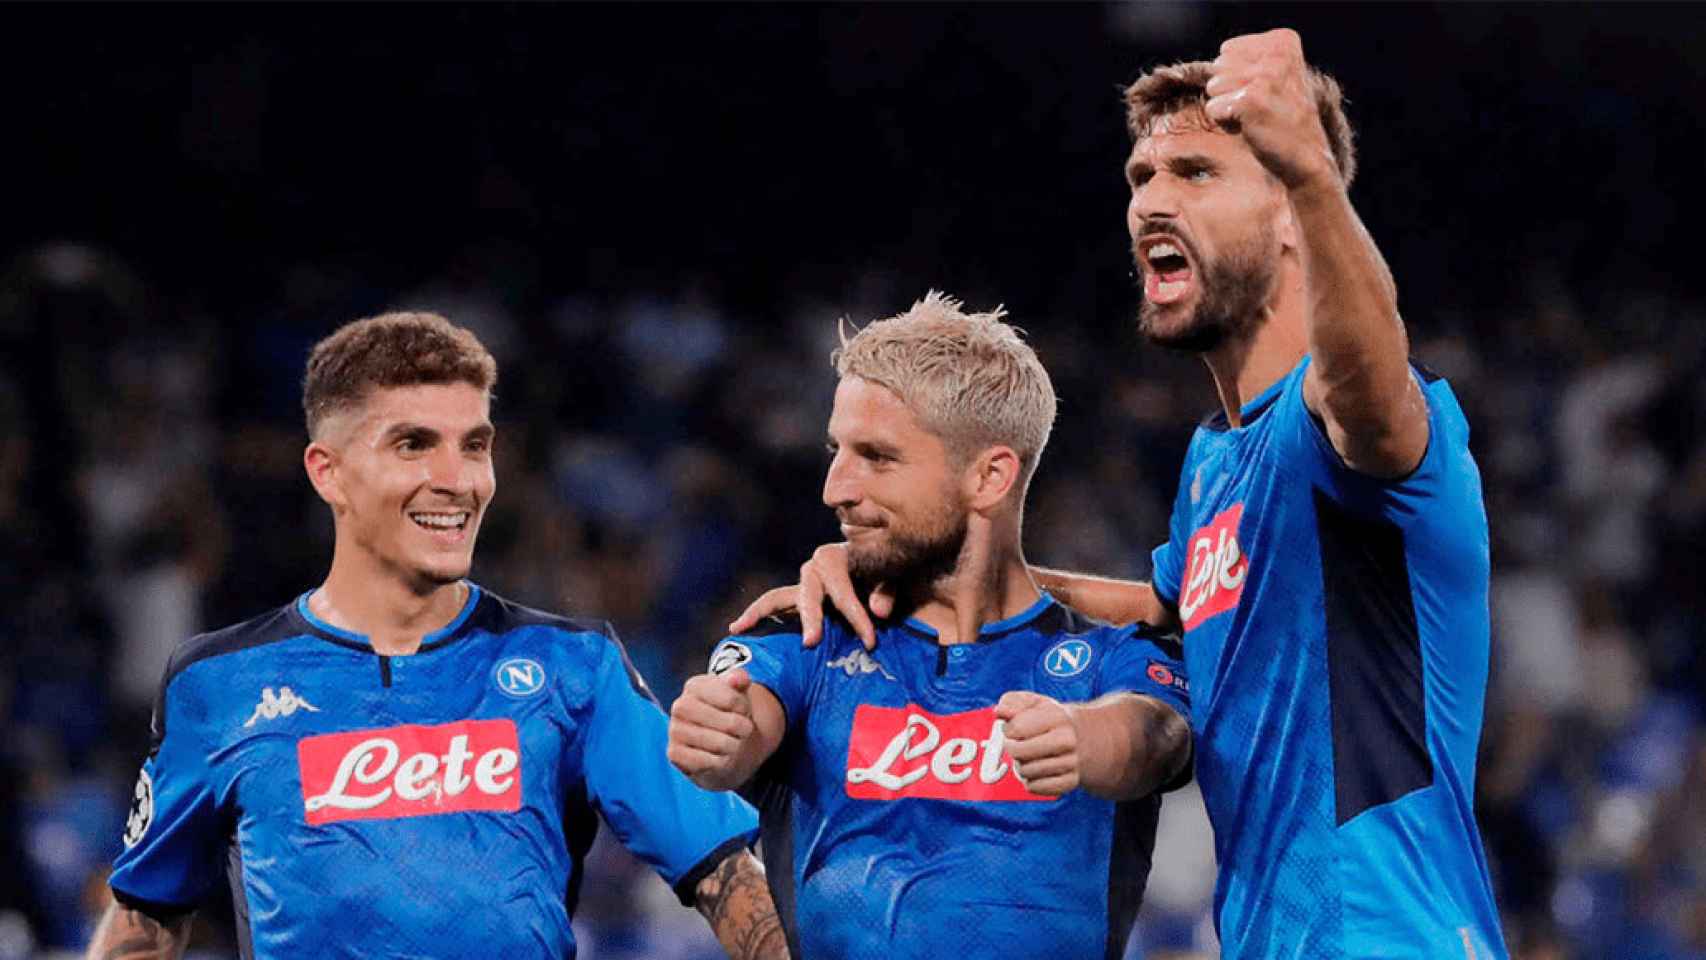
[298,719,521,825]
[1179,502,1247,631]
[844,705,1051,802]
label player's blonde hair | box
[1123,60,1358,188]
[833,291,1057,492]
[302,311,498,438]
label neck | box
[1202,264,1308,427]
[312,540,469,656]
[903,516,1039,645]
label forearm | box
[694,851,788,960]
[1068,693,1191,800]
[1031,568,1175,629]
[85,902,192,960]
[1292,178,1426,473]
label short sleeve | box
[1095,625,1190,721]
[709,618,810,729]
[581,630,759,904]
[108,669,229,915]
[1271,358,1462,518]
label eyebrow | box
[379,422,495,443]
[1127,152,1220,183]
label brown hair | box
[1123,60,1357,188]
[302,311,497,437]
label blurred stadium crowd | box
[3,4,1704,959]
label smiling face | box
[312,382,496,592]
[1125,115,1286,353]
[822,376,968,588]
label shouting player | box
[734,32,1507,959]
[90,314,785,959]
[668,293,1193,959]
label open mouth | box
[409,511,471,536]
[1140,236,1195,305]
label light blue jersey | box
[1150,358,1506,959]
[718,594,1190,959]
[109,585,758,959]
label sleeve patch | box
[1146,660,1189,696]
[709,641,753,676]
[123,768,155,848]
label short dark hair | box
[302,311,497,437]
[1123,60,1357,188]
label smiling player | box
[90,312,785,960]
[668,294,1192,959]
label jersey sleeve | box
[1149,479,1192,608]
[1095,625,1190,720]
[709,618,811,730]
[1270,357,1468,519]
[108,662,229,916]
[581,628,759,905]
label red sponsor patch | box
[1178,502,1247,631]
[844,704,1051,802]
[297,719,522,825]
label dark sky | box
[6,3,1704,328]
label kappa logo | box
[1042,639,1093,678]
[826,649,895,681]
[244,686,321,727]
[493,658,546,698]
[122,768,153,848]
[708,642,752,677]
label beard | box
[1137,223,1278,354]
[845,502,969,591]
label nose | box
[821,450,860,510]
[427,444,472,495]
[1128,178,1181,237]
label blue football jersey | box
[1149,358,1506,958]
[712,593,1191,960]
[108,583,759,959]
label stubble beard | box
[846,505,969,593]
[1137,224,1278,354]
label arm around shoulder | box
[1031,568,1178,630]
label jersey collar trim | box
[1200,355,1306,432]
[898,592,1057,643]
[293,582,484,651]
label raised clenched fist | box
[1203,28,1338,192]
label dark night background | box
[1,4,1703,958]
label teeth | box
[411,513,468,529]
[1148,242,1180,261]
[1158,280,1188,298]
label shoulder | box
[165,600,306,691]
[468,589,621,657]
[1045,601,1184,661]
[467,588,655,700]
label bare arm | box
[85,903,192,960]
[1069,693,1192,800]
[1292,176,1428,477]
[1030,568,1177,630]
[999,691,1189,801]
[693,850,789,960]
[1206,29,1426,477]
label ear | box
[303,440,347,512]
[963,445,1022,512]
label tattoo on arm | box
[695,851,788,960]
[87,903,192,960]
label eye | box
[1186,167,1213,182]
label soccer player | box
[89,313,785,960]
[733,31,1508,959]
[668,294,1193,959]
